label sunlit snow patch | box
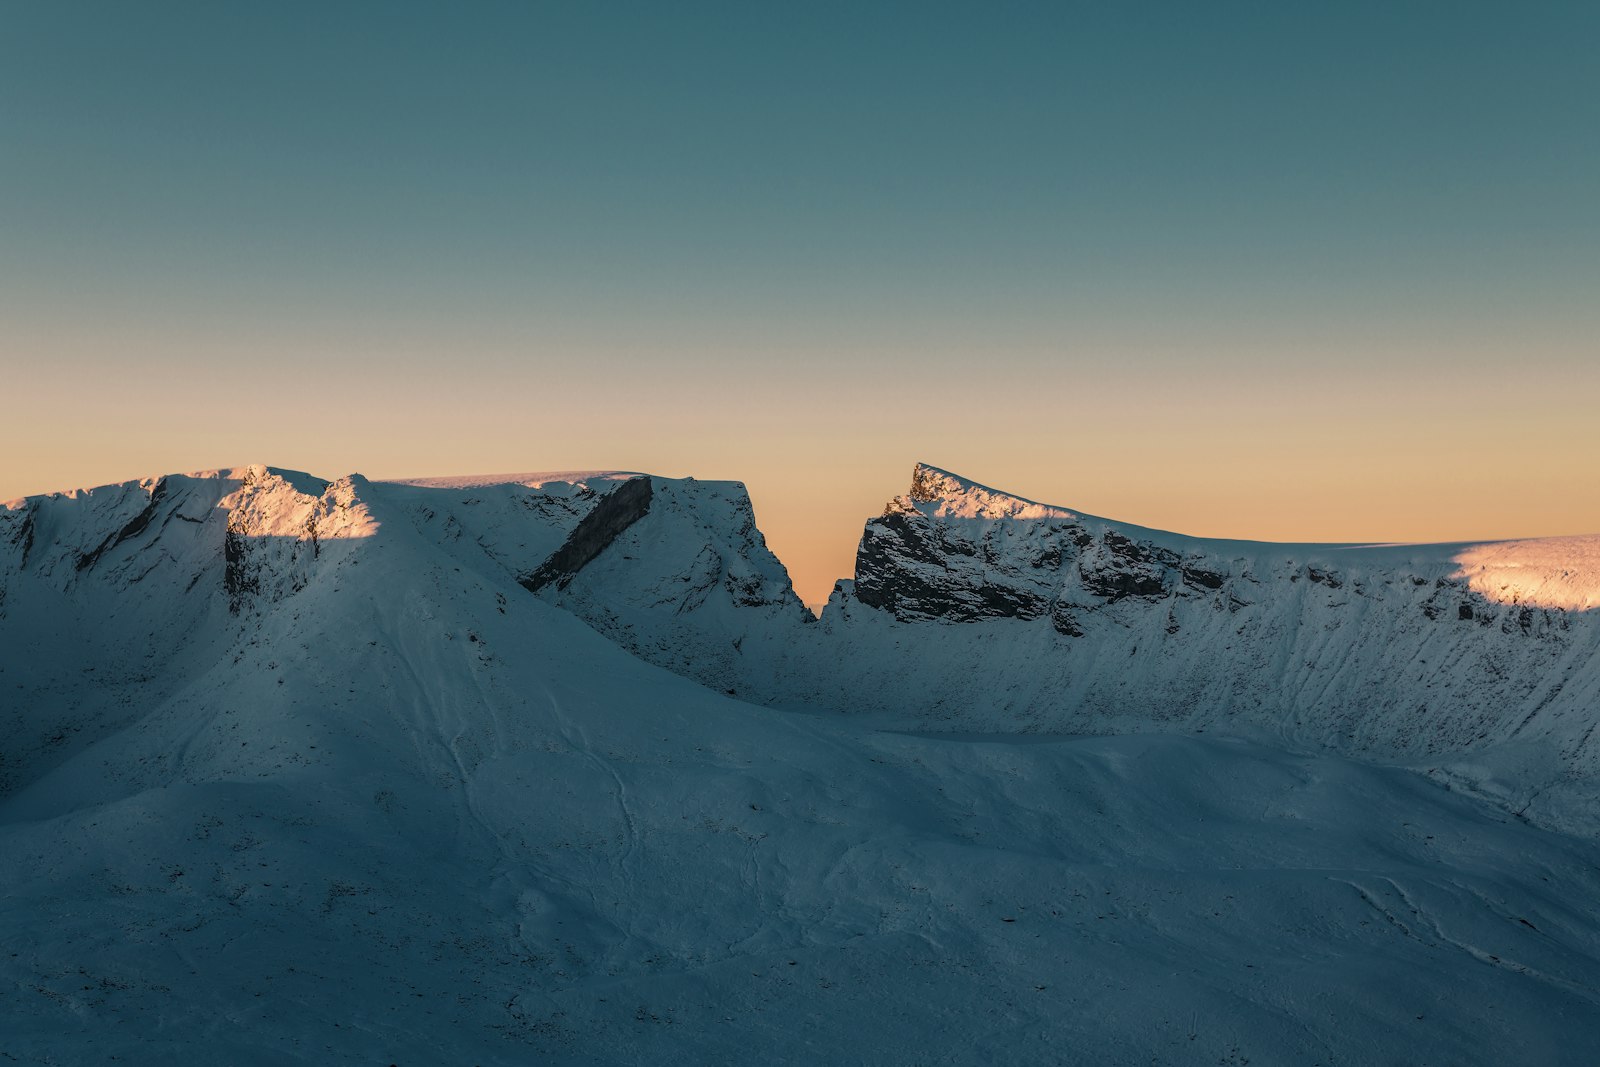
[1452,536,1600,611]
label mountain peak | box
[901,462,1078,522]
[907,462,975,503]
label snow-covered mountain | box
[3,463,1598,1064]
[0,464,808,796]
[760,464,1600,834]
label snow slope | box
[2,465,1599,1063]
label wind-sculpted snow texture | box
[2,464,1599,1064]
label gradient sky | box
[3,3,1598,605]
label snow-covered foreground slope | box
[3,466,1600,1063]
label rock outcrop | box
[519,476,654,593]
[852,465,1231,625]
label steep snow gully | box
[2,462,1599,1064]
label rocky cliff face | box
[851,476,1213,631]
[795,464,1600,831]
[842,463,1592,648]
[855,464,1376,631]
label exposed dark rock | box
[76,478,168,571]
[855,553,1049,621]
[8,505,35,569]
[972,584,1050,619]
[907,465,949,504]
[1081,566,1167,601]
[1181,563,1225,590]
[1459,603,1475,621]
[860,513,953,573]
[520,477,654,593]
[854,510,1055,622]
[1050,601,1084,637]
[1080,532,1172,602]
[1104,530,1180,568]
[725,570,770,606]
[1307,566,1343,589]
[223,528,258,610]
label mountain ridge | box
[904,459,1600,569]
[6,461,1600,836]
[4,459,1600,1062]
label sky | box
[3,2,1598,606]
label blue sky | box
[4,3,1598,601]
[8,3,1596,327]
